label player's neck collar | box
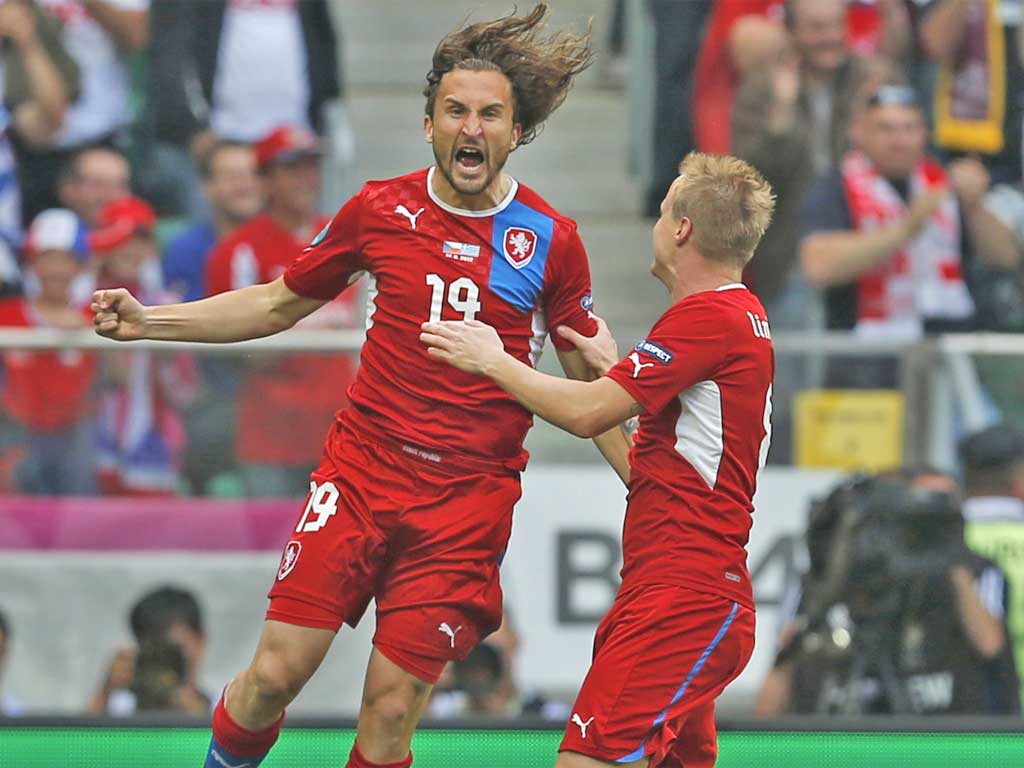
[427,166,519,218]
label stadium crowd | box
[0,0,1022,731]
[0,0,358,497]
[0,0,1018,498]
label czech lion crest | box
[502,227,537,269]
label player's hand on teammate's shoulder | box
[92,288,149,342]
[557,315,619,376]
[420,319,506,376]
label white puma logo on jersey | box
[629,351,656,379]
[210,749,252,768]
[438,622,463,648]
[571,713,595,739]
[395,205,425,230]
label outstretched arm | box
[93,277,329,343]
[421,320,641,440]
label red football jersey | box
[0,298,96,431]
[206,213,359,465]
[605,284,774,609]
[285,167,598,470]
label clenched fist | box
[91,288,149,341]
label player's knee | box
[363,678,430,731]
[247,652,308,706]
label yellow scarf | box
[934,0,1006,154]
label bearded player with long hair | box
[92,5,630,767]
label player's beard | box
[434,143,507,199]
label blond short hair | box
[671,153,775,265]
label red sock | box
[346,742,413,768]
[211,691,285,758]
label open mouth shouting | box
[454,145,487,178]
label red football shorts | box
[266,422,520,683]
[560,584,755,767]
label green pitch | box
[1,728,1022,767]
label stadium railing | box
[0,325,1013,468]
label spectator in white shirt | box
[143,0,345,217]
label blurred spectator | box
[0,0,80,287]
[960,423,1024,708]
[130,585,209,713]
[87,645,134,715]
[696,0,909,158]
[0,208,95,494]
[966,180,1024,424]
[16,0,149,223]
[693,0,787,156]
[205,125,358,497]
[50,145,133,306]
[161,140,261,496]
[57,144,129,228]
[733,0,880,316]
[847,0,912,60]
[733,0,886,461]
[483,611,522,716]
[143,0,342,218]
[0,607,23,716]
[90,196,195,495]
[1,0,79,145]
[757,471,1017,715]
[90,585,210,715]
[921,0,1024,185]
[429,607,569,721]
[978,180,1024,333]
[799,85,1018,387]
[429,644,512,718]
[161,141,261,304]
[643,0,712,217]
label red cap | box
[255,125,321,170]
[89,196,157,253]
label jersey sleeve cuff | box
[283,270,338,301]
[548,316,599,351]
[605,367,657,414]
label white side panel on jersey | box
[364,274,378,330]
[529,309,548,368]
[674,380,724,490]
[758,384,773,474]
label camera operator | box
[88,585,210,715]
[757,469,1018,716]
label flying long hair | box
[424,3,594,146]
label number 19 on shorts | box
[296,481,340,533]
[426,274,481,322]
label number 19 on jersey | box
[426,274,481,322]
